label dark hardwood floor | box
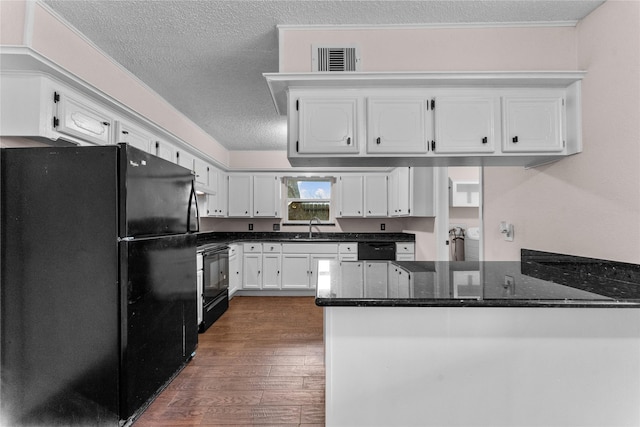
[134,296,325,426]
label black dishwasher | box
[357,242,396,260]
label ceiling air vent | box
[312,45,360,72]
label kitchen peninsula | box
[316,250,640,427]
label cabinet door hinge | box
[431,140,435,151]
[52,116,59,128]
[296,99,299,111]
[562,98,565,106]
[430,99,435,110]
[53,91,60,103]
[296,141,299,152]
[155,141,159,149]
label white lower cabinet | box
[281,254,311,289]
[238,242,408,293]
[280,243,339,290]
[339,262,363,297]
[310,254,338,289]
[242,243,262,289]
[364,262,388,298]
[388,264,412,298]
[229,244,242,296]
[262,243,282,289]
[196,252,204,325]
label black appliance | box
[1,144,199,426]
[358,241,397,260]
[199,244,229,333]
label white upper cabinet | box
[154,139,177,163]
[228,174,252,217]
[176,149,196,176]
[338,175,364,217]
[267,72,584,167]
[193,157,213,190]
[209,170,227,217]
[296,97,360,154]
[115,120,153,153]
[502,95,564,152]
[366,97,429,154]
[389,167,435,217]
[253,175,281,217]
[364,174,388,217]
[434,96,499,154]
[55,91,114,146]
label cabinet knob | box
[122,130,129,135]
[512,136,519,143]
[346,137,351,145]
[102,121,110,126]
[376,137,381,145]
[482,137,487,144]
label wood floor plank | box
[134,296,325,426]
[201,405,302,424]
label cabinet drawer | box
[243,243,262,253]
[339,243,358,254]
[282,243,338,254]
[262,243,282,253]
[396,242,415,254]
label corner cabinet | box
[502,95,564,153]
[264,72,585,167]
[389,167,435,217]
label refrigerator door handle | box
[188,179,200,233]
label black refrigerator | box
[1,144,199,426]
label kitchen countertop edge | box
[196,231,415,248]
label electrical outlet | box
[380,223,385,231]
[248,224,253,231]
[273,223,280,231]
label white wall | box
[483,0,640,262]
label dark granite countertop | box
[315,250,640,308]
[196,231,415,249]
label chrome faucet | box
[308,216,322,239]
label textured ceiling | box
[43,0,604,151]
